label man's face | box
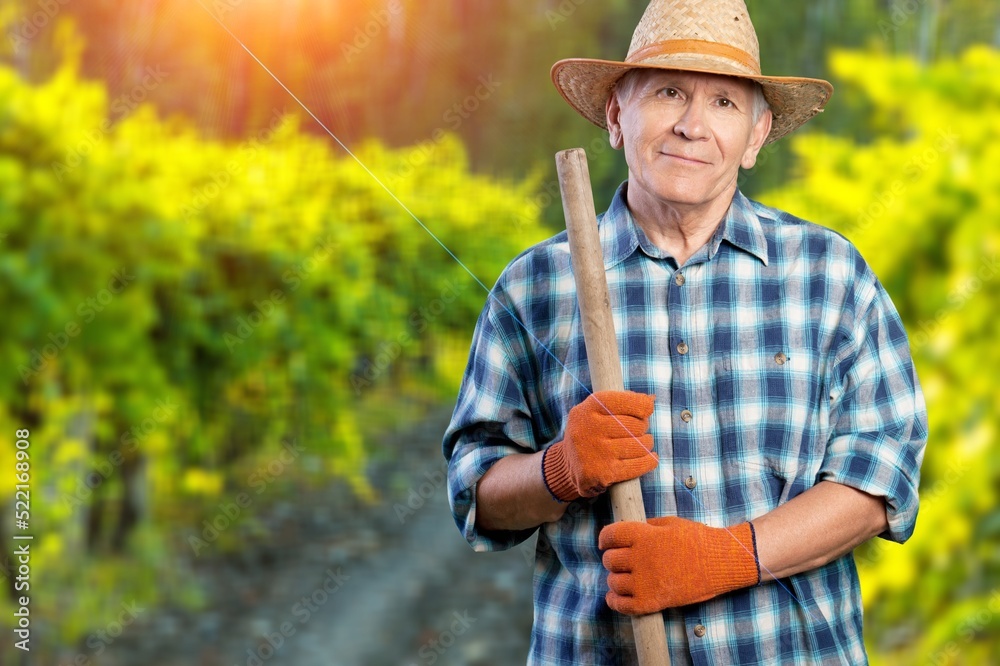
[605,69,772,215]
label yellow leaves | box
[879,543,918,592]
[766,45,1000,661]
[432,333,476,391]
[182,468,224,496]
[38,531,64,563]
[329,414,376,504]
[766,49,997,285]
[54,437,89,465]
[141,430,171,457]
[0,34,553,648]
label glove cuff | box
[707,521,761,595]
[541,441,577,503]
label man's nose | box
[673,99,710,140]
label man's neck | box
[626,183,736,267]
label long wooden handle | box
[556,148,670,665]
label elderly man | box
[443,0,927,663]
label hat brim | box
[551,55,833,145]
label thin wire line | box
[192,0,827,627]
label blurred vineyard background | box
[0,0,998,664]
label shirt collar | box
[599,182,770,269]
[718,188,770,267]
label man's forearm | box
[475,451,569,531]
[753,480,889,581]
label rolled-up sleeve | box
[442,284,544,552]
[820,272,928,543]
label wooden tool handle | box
[556,148,671,665]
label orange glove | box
[541,390,657,502]
[599,516,760,615]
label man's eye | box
[718,98,733,108]
[660,87,679,97]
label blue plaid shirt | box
[443,183,927,665]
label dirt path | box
[278,456,534,665]
[94,407,534,666]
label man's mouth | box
[660,152,710,165]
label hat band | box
[626,39,760,75]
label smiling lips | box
[660,152,710,165]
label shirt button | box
[774,352,788,365]
[693,624,707,638]
[676,341,689,355]
[680,409,693,423]
[674,272,685,286]
[684,476,697,490]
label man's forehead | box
[633,69,754,95]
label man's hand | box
[541,390,658,502]
[599,516,760,615]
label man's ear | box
[741,109,772,170]
[606,92,625,150]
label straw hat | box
[551,0,833,145]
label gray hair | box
[613,68,771,124]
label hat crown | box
[627,0,761,73]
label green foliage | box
[0,36,547,652]
[7,2,1000,228]
[761,46,1000,664]
[3,4,999,661]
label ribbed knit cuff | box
[541,442,576,503]
[708,522,761,596]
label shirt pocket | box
[715,345,820,509]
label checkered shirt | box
[443,182,927,665]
